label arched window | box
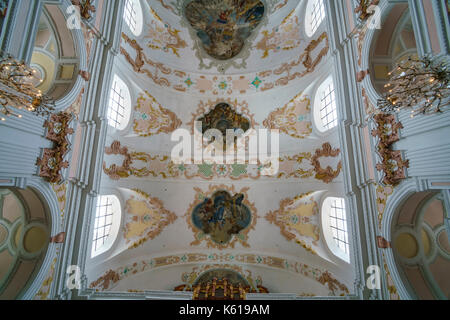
[305,0,326,37]
[123,0,143,36]
[322,197,350,262]
[91,195,121,257]
[313,76,338,132]
[107,74,131,130]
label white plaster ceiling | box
[85,0,354,296]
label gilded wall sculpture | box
[71,0,96,20]
[311,143,343,184]
[36,112,74,184]
[371,113,409,186]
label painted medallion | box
[197,102,251,149]
[191,190,252,245]
[184,0,265,60]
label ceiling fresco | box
[191,190,252,246]
[84,0,355,297]
[186,185,257,249]
[184,0,265,60]
[197,102,251,150]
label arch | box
[30,3,88,110]
[305,0,326,38]
[390,191,450,299]
[360,1,419,110]
[369,4,417,95]
[123,0,144,37]
[0,186,52,299]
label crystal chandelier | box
[377,55,450,117]
[0,53,55,121]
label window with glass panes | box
[92,196,114,253]
[124,0,137,34]
[329,197,349,254]
[310,0,325,35]
[107,79,126,129]
[319,80,338,130]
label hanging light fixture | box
[0,53,55,121]
[377,55,450,117]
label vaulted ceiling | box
[86,0,354,296]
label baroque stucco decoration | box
[89,252,349,296]
[120,31,330,94]
[266,192,319,255]
[186,185,257,249]
[256,9,302,58]
[103,140,344,182]
[375,184,394,229]
[133,90,182,137]
[146,8,188,57]
[71,0,96,20]
[36,112,74,184]
[263,93,312,139]
[371,113,409,186]
[311,143,343,184]
[124,189,177,249]
[102,140,176,180]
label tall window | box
[319,80,338,131]
[107,75,131,130]
[322,197,350,262]
[329,197,349,255]
[91,195,121,257]
[124,0,137,33]
[123,0,143,36]
[310,0,325,35]
[305,0,326,37]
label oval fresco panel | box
[191,190,252,245]
[184,0,265,60]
